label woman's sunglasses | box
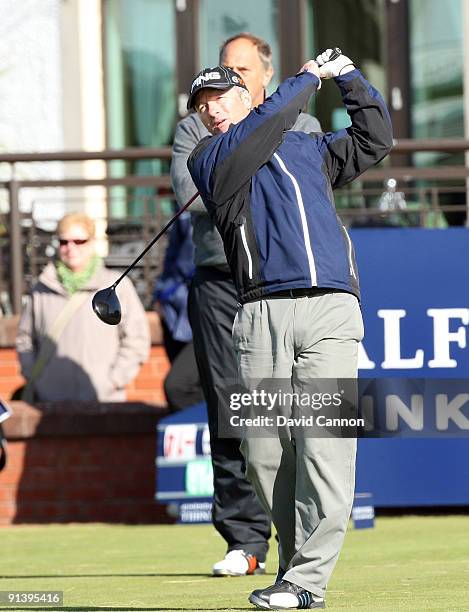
[58,238,89,246]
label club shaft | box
[112,191,200,289]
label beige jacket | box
[16,262,150,401]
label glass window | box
[305,0,386,132]
[198,0,280,94]
[410,0,463,142]
[104,0,177,216]
[410,0,464,153]
[410,0,464,225]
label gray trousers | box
[232,291,363,598]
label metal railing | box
[0,148,175,314]
[1,139,468,315]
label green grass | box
[0,517,469,611]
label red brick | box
[153,358,170,368]
[127,389,166,404]
[132,377,163,390]
[0,501,17,520]
[0,449,24,471]
[0,380,23,396]
[137,361,154,377]
[0,364,20,376]
[0,348,19,360]
[5,442,26,460]
[15,488,61,503]
[0,466,25,485]
[63,485,105,501]
[0,486,17,503]
[15,501,64,521]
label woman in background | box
[16,213,150,401]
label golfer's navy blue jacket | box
[188,69,393,304]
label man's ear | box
[263,66,274,88]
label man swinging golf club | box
[187,49,393,609]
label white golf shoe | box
[212,549,266,577]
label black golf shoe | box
[249,579,325,609]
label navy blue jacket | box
[188,69,393,303]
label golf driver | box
[92,191,200,325]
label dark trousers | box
[162,320,204,412]
[189,266,271,561]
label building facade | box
[0,0,466,220]
[102,0,465,145]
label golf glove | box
[316,49,355,79]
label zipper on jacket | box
[273,152,317,285]
[239,220,253,280]
[343,225,357,279]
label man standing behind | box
[171,33,321,577]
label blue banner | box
[354,228,469,377]
[352,228,469,506]
[155,229,469,509]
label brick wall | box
[0,348,22,399]
[0,402,172,525]
[126,347,170,404]
[0,313,175,525]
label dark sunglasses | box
[58,238,89,246]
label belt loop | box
[288,289,294,299]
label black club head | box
[92,286,121,325]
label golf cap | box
[187,65,248,110]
